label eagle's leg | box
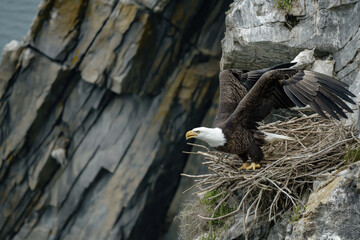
[246,143,263,171]
[237,154,250,171]
[245,162,261,171]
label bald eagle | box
[186,63,355,170]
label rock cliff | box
[211,0,360,239]
[1,0,360,239]
[287,164,360,240]
[0,0,231,239]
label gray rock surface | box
[221,0,360,88]
[287,163,360,240]
[0,0,232,239]
[220,214,271,240]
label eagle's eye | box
[196,130,200,134]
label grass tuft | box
[344,146,360,165]
[277,0,292,12]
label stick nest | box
[180,112,359,238]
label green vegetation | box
[276,0,292,12]
[200,190,234,225]
[177,189,236,240]
[199,190,235,239]
[343,146,360,165]
[289,205,306,223]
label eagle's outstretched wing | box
[212,69,248,127]
[227,69,355,129]
[213,63,296,127]
[240,62,296,91]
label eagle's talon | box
[238,162,250,171]
[245,162,261,171]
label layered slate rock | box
[0,0,231,239]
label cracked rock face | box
[287,164,360,240]
[221,0,360,87]
[0,0,231,239]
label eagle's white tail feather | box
[262,131,295,143]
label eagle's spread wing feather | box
[282,70,355,119]
[241,62,296,90]
[213,70,247,127]
[213,63,296,127]
[227,69,354,129]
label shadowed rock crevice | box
[55,167,112,240]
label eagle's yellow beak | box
[186,130,198,140]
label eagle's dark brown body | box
[212,63,355,166]
[215,126,265,163]
[212,73,266,163]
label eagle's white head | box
[185,127,226,147]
